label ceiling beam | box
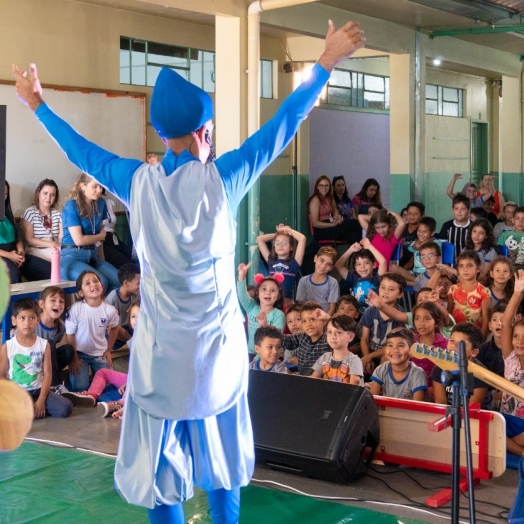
[430,24,524,38]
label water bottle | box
[51,247,60,284]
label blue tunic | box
[34,63,330,505]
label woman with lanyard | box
[308,175,361,245]
[60,174,119,292]
[21,178,63,281]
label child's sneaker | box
[61,391,97,407]
[97,401,121,418]
[51,382,70,395]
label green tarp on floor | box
[0,443,428,523]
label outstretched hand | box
[237,261,252,281]
[514,269,524,294]
[319,20,365,72]
[12,63,43,111]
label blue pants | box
[29,388,72,418]
[60,247,119,292]
[69,351,109,392]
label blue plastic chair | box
[499,244,510,257]
[441,242,455,266]
[508,456,524,523]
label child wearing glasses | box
[257,224,306,303]
[412,242,456,292]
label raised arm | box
[13,64,144,207]
[335,242,361,280]
[256,232,277,262]
[389,210,406,240]
[279,225,306,265]
[215,22,365,212]
[358,214,371,231]
[501,270,524,359]
[366,289,409,323]
[480,175,495,202]
[446,173,462,200]
[361,237,387,275]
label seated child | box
[499,206,524,269]
[439,194,471,260]
[369,328,427,400]
[478,303,505,378]
[412,242,456,292]
[296,246,339,315]
[336,295,362,354]
[285,303,302,335]
[367,286,455,339]
[65,271,120,392]
[63,300,141,418]
[493,200,516,240]
[360,272,406,374]
[336,237,386,312]
[0,298,72,418]
[311,314,363,385]
[431,323,491,409]
[392,216,442,286]
[105,263,140,348]
[281,301,330,376]
[249,326,288,374]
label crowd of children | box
[4,178,524,459]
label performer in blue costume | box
[13,20,364,523]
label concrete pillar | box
[499,75,522,203]
[389,53,414,212]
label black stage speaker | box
[248,370,380,483]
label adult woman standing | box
[0,181,25,283]
[21,179,63,281]
[332,176,354,219]
[478,173,506,219]
[60,174,119,292]
[308,175,361,245]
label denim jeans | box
[69,351,110,392]
[29,388,72,418]
[60,247,119,292]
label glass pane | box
[364,75,384,92]
[364,91,385,109]
[261,60,273,99]
[330,69,351,87]
[443,102,459,117]
[458,90,463,117]
[426,100,438,114]
[120,49,130,84]
[146,64,162,87]
[131,41,146,86]
[385,77,390,110]
[203,51,215,93]
[328,87,351,105]
[443,87,458,102]
[190,50,203,89]
[426,84,438,99]
[147,42,188,68]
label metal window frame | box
[426,84,464,118]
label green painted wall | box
[390,174,411,213]
[500,172,523,206]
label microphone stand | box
[442,340,476,524]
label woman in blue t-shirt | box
[60,174,119,292]
[0,181,25,283]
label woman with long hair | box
[307,175,360,245]
[0,181,25,283]
[351,178,381,216]
[21,178,63,281]
[60,174,119,292]
[332,176,354,220]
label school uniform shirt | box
[312,351,364,385]
[478,338,504,378]
[409,239,443,275]
[438,219,470,259]
[413,271,431,292]
[106,288,138,324]
[431,359,492,410]
[249,359,288,374]
[6,335,47,391]
[65,301,120,356]
[501,351,524,417]
[358,305,405,353]
[267,256,300,299]
[476,248,497,265]
[371,362,427,400]
[493,223,513,240]
[296,275,339,313]
[340,272,380,312]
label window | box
[121,37,273,98]
[120,37,215,92]
[260,59,273,99]
[321,69,389,110]
[426,84,463,117]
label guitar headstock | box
[410,343,459,371]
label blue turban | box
[151,67,214,139]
